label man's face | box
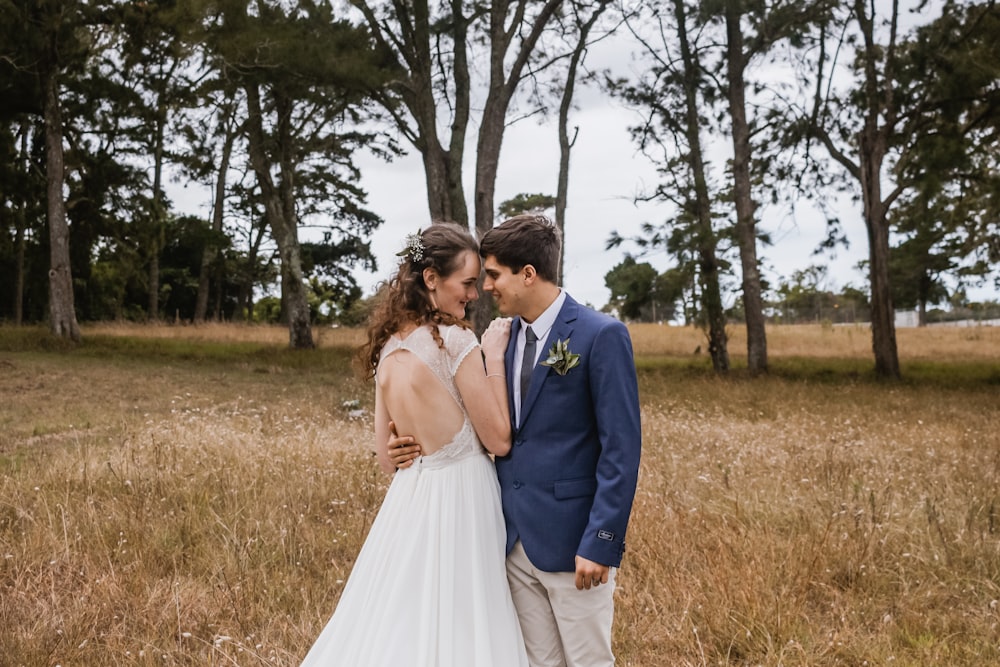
[482,254,525,317]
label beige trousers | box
[506,540,616,667]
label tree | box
[612,0,730,372]
[708,0,834,373]
[793,0,1000,377]
[895,2,1000,303]
[111,0,198,321]
[0,118,44,325]
[773,264,838,323]
[350,0,474,225]
[719,0,767,373]
[37,0,95,340]
[497,192,557,219]
[206,0,391,348]
[552,0,614,286]
[191,95,240,323]
[604,255,656,321]
[888,193,957,325]
[351,0,565,330]
[0,0,90,340]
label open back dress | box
[300,324,528,667]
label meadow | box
[1,322,999,666]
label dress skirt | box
[300,439,528,667]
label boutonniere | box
[540,338,580,375]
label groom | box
[392,215,641,666]
[479,215,640,667]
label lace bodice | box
[379,324,485,466]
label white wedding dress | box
[300,324,528,667]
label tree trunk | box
[244,83,314,349]
[14,120,29,326]
[147,253,160,321]
[809,0,902,379]
[856,0,901,379]
[861,162,899,377]
[555,2,609,288]
[195,107,236,323]
[468,0,564,333]
[14,218,26,326]
[724,3,767,374]
[469,89,510,333]
[237,222,266,322]
[555,113,572,288]
[147,94,168,322]
[271,222,313,348]
[674,0,728,372]
[353,0,471,227]
[421,144,468,224]
[43,72,80,342]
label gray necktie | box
[520,326,537,408]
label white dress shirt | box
[514,290,567,426]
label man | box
[391,215,641,667]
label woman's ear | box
[422,267,439,291]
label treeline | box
[604,258,1000,326]
[1,1,998,377]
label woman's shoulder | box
[439,322,478,346]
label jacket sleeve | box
[576,320,642,567]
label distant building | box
[895,310,919,328]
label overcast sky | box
[351,91,874,311]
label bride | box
[299,223,528,666]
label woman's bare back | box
[377,325,478,457]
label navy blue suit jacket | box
[496,294,641,572]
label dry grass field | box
[1,322,999,666]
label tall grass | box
[1,323,998,665]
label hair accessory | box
[397,229,425,263]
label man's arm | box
[576,320,642,570]
[385,421,422,470]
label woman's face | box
[428,250,481,319]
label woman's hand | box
[480,317,512,369]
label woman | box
[300,223,528,666]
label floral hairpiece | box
[396,229,425,263]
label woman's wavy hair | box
[359,222,479,378]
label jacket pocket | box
[553,478,598,499]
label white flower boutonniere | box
[540,338,580,375]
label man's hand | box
[574,555,610,590]
[386,420,422,469]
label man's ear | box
[522,264,537,284]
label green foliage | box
[771,265,869,324]
[252,296,282,324]
[605,256,655,320]
[497,193,557,219]
[890,1,1000,298]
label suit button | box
[515,438,524,447]
[513,480,522,489]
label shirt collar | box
[521,289,566,344]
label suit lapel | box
[519,296,578,427]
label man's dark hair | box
[479,214,561,283]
